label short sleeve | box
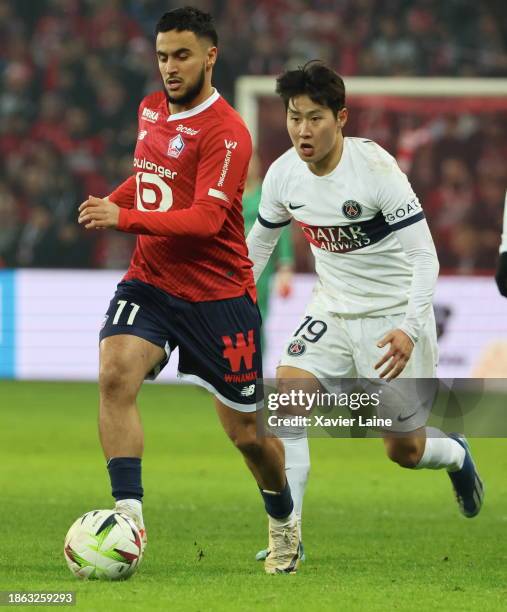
[257,163,292,228]
[194,123,252,209]
[376,149,425,231]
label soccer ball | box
[64,510,142,580]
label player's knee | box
[99,359,137,401]
[385,439,422,469]
[230,424,264,458]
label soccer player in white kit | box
[247,62,484,561]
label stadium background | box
[0,0,506,381]
[0,3,507,609]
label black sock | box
[259,480,294,519]
[107,457,143,502]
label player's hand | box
[374,328,414,381]
[495,252,507,297]
[275,265,293,298]
[78,196,119,230]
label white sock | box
[282,434,310,537]
[269,509,296,527]
[115,498,144,526]
[415,428,465,472]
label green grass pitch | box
[1,381,506,611]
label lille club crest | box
[342,200,363,219]
[167,134,185,158]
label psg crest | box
[287,339,306,357]
[342,200,363,219]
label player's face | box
[156,30,217,106]
[287,95,347,167]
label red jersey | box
[110,89,255,302]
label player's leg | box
[215,399,286,492]
[255,304,355,561]
[358,313,484,517]
[215,399,299,574]
[98,279,173,546]
[99,334,165,458]
[276,366,314,532]
[253,365,314,562]
[99,334,165,543]
[174,293,304,572]
[97,333,164,551]
[382,426,483,517]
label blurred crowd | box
[0,0,506,271]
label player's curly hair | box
[276,61,346,117]
[155,6,218,46]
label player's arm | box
[375,147,439,379]
[374,219,439,379]
[392,219,439,342]
[247,220,285,283]
[495,191,507,297]
[78,177,136,229]
[246,163,292,282]
[109,125,252,237]
[274,227,295,297]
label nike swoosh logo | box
[397,411,418,422]
[288,203,305,210]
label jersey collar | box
[167,89,220,122]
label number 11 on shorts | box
[112,300,140,326]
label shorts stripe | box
[177,371,262,412]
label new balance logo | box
[222,330,256,371]
[241,384,256,397]
[224,140,237,150]
[142,107,159,123]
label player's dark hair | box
[276,61,346,117]
[155,6,218,46]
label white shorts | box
[278,298,439,432]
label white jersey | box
[258,137,426,317]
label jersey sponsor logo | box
[298,212,392,253]
[300,223,372,252]
[224,139,237,150]
[133,157,178,180]
[342,200,363,219]
[167,134,185,158]
[218,148,233,187]
[176,123,200,136]
[240,384,256,397]
[222,330,256,371]
[141,107,159,123]
[224,370,258,383]
[384,197,422,224]
[138,130,148,140]
[287,338,306,356]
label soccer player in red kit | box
[77,7,300,574]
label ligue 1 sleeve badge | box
[287,338,306,356]
[342,200,363,219]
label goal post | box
[236,76,507,146]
